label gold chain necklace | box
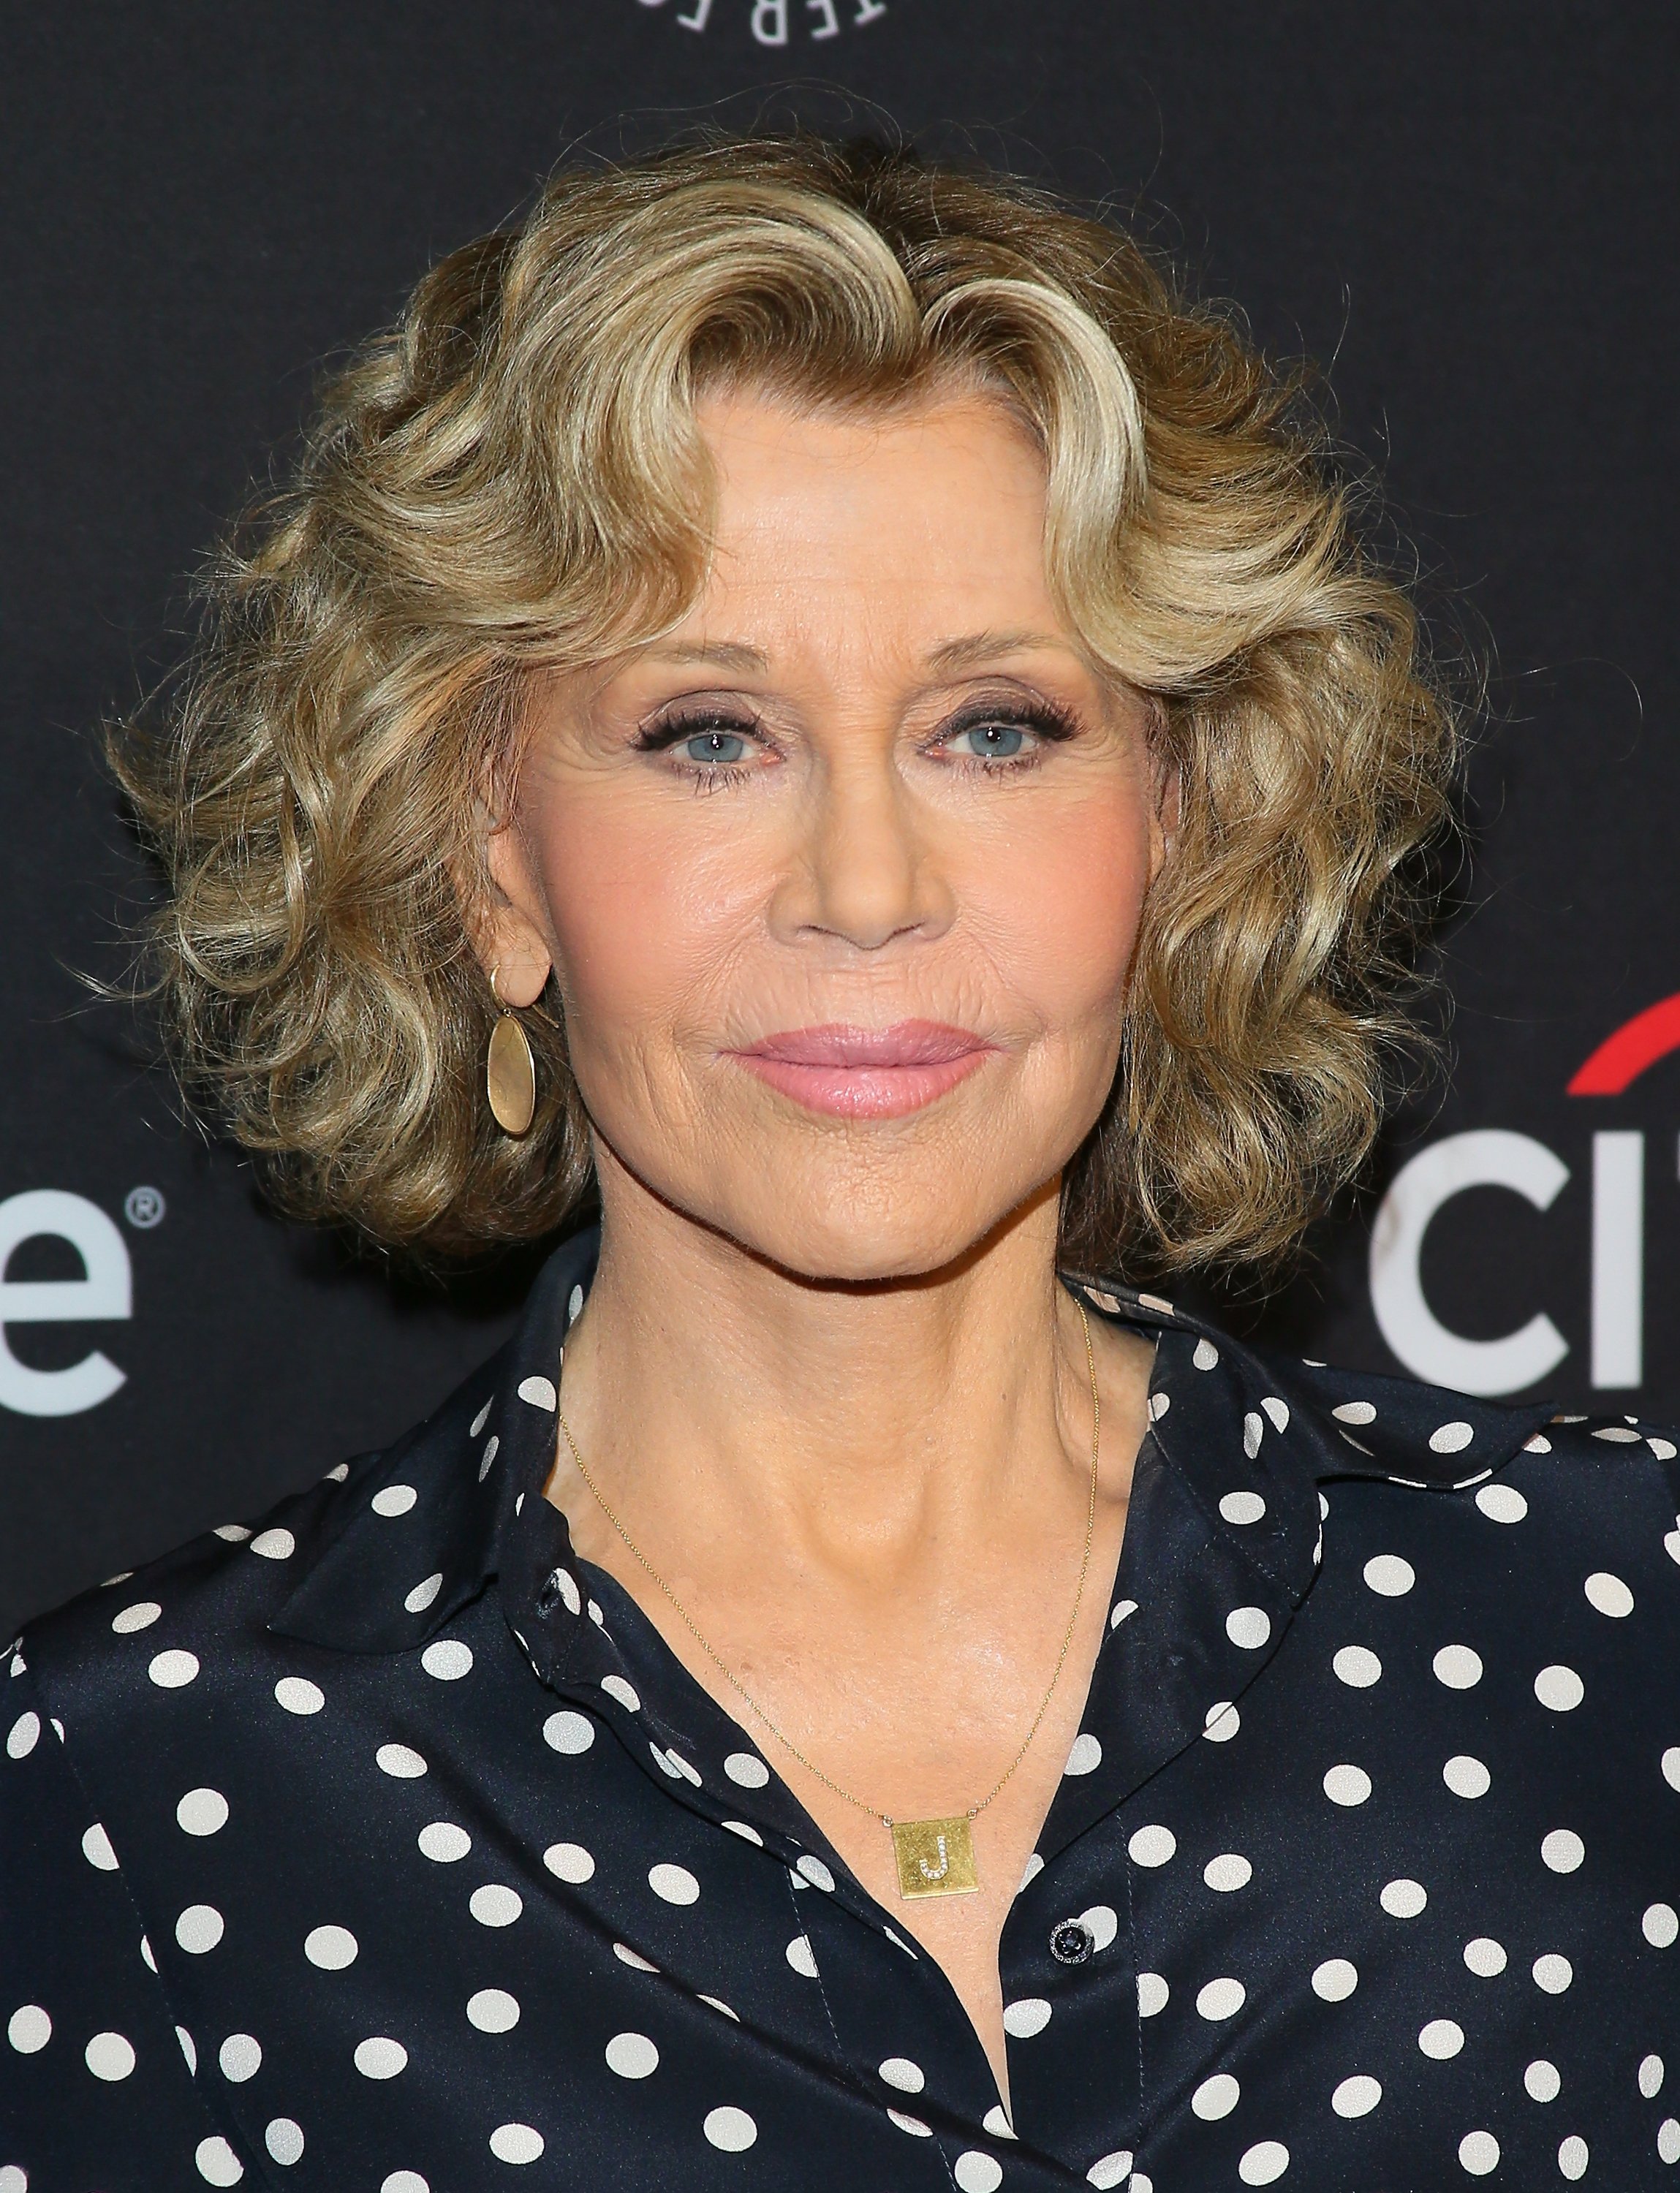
[555,1296,1101,1902]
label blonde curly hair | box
[108,132,1456,1273]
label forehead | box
[685,386,1056,626]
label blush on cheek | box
[996,797,1154,1031]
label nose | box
[773,746,955,952]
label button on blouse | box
[4,1227,1678,2189]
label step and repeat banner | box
[4,5,1676,1633]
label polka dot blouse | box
[5,1228,1679,2190]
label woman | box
[4,135,1675,2192]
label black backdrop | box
[4,4,1677,1639]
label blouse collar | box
[268,1224,1556,1895]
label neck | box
[553,1165,1100,1587]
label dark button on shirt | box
[5,1227,1679,2189]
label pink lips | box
[728,1020,997,1119]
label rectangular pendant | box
[890,1815,980,1899]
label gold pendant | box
[890,1816,980,1899]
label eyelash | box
[634,700,1081,788]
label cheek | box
[981,791,1154,1036]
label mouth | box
[726,1019,999,1120]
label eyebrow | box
[641,630,1070,676]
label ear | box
[463,813,554,1011]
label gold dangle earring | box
[485,966,537,1137]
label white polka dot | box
[1220,1491,1267,1525]
[1458,2131,1500,2175]
[1066,1731,1103,1774]
[371,1484,417,1517]
[1238,2143,1290,2186]
[1148,1392,1170,1421]
[1260,1396,1289,1433]
[249,1528,295,1561]
[1535,1664,1585,1712]
[322,1463,349,1482]
[878,2056,925,2092]
[420,1639,472,1681]
[1017,1852,1045,1893]
[1429,1420,1474,1453]
[1333,2075,1382,2117]
[1323,1764,1372,1807]
[1204,1852,1252,1893]
[1244,1412,1265,1458]
[381,2177,429,2193]
[177,2025,197,2072]
[1420,2018,1464,2059]
[542,1710,594,1754]
[1333,1645,1382,1687]
[1003,1996,1052,2037]
[1475,1482,1528,1523]
[648,1863,700,1906]
[471,1884,523,1928]
[1226,1606,1271,1648]
[1110,1598,1140,1628]
[265,2118,305,2165]
[601,1674,640,1712]
[722,1819,763,1846]
[81,1821,118,1869]
[1651,1436,1679,1461]
[195,2137,245,2186]
[176,1787,229,1837]
[1645,1903,1679,1948]
[1075,1904,1119,1951]
[1661,2118,1680,2165]
[1594,1424,1643,1442]
[613,1942,659,1972]
[1443,1755,1491,1800]
[1196,1977,1246,2020]
[1137,1972,1170,2015]
[1312,1957,1358,2001]
[111,1601,162,1634]
[83,2029,135,2081]
[1525,2058,1562,2102]
[468,1988,521,2034]
[1433,1644,1483,1689]
[594,2029,657,2079]
[1203,1700,1241,1742]
[1087,2149,1135,2188]
[786,1934,818,1977]
[1381,1878,1428,1918]
[219,2032,262,2082]
[0,2170,26,2193]
[722,1749,769,1787]
[1128,1824,1176,1867]
[568,1285,585,1322]
[1541,1828,1584,1874]
[954,2154,1003,2193]
[148,1649,199,1689]
[304,1924,357,1970]
[703,2107,757,2153]
[478,1436,499,1482]
[517,1375,557,1411]
[795,1854,835,1891]
[1534,1953,1575,1991]
[140,1934,156,1971]
[489,2122,545,2163]
[889,2107,933,2135]
[1585,1570,1634,1618]
[275,1676,324,1715]
[1558,2135,1589,2181]
[376,1743,427,1778]
[175,1904,224,1954]
[1663,1748,1680,1794]
[1192,2072,1240,2120]
[403,1572,443,1614]
[1333,1401,1377,1425]
[418,1821,472,1863]
[1363,1555,1415,1597]
[5,1711,42,1763]
[1641,2054,1665,2099]
[354,2037,407,2080]
[1194,1337,1220,1369]
[8,2003,50,2053]
[542,1840,594,1883]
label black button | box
[535,1569,566,1618]
[1049,1920,1094,1966]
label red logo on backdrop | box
[1369,995,1677,1401]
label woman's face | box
[487,385,1170,1281]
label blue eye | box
[681,730,747,766]
[953,722,1027,760]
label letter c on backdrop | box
[1369,1129,1570,1397]
[0,1189,132,1417]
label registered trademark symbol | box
[124,1185,166,1230]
